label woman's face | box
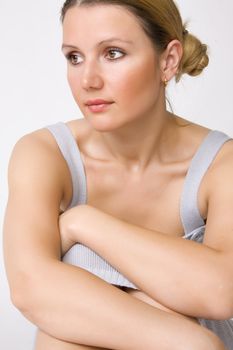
[62,4,164,131]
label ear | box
[159,39,183,82]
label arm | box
[59,143,233,320]
[3,131,157,349]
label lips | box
[86,103,113,113]
[85,99,113,106]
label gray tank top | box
[46,121,233,349]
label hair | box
[60,0,209,83]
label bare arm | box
[3,130,227,350]
[2,131,151,348]
[59,142,233,321]
[5,131,220,350]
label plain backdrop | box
[1,1,233,349]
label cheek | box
[112,59,160,106]
[67,69,77,92]
[67,69,83,105]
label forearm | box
[34,329,106,350]
[17,258,209,350]
[18,258,144,348]
[20,260,109,344]
[62,205,232,319]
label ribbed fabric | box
[46,122,233,348]
[46,122,137,288]
[180,130,231,237]
[198,319,233,349]
[46,122,87,207]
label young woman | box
[3,0,233,349]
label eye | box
[105,47,125,60]
[65,47,125,66]
[65,52,82,65]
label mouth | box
[86,102,113,113]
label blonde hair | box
[60,0,209,82]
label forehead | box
[62,4,149,45]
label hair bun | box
[176,31,209,82]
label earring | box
[164,78,168,87]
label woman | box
[3,0,233,349]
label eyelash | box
[65,47,125,66]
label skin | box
[34,5,228,348]
[62,4,183,156]
[59,3,199,322]
[3,3,232,350]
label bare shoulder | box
[173,114,233,191]
[204,134,233,204]
[6,123,78,225]
[174,115,233,202]
[10,127,58,161]
[204,132,233,182]
[8,126,68,197]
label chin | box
[83,113,120,132]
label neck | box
[97,108,177,174]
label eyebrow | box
[61,37,133,51]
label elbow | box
[11,289,29,314]
[11,292,40,326]
[9,261,62,329]
[9,273,39,323]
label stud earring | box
[164,78,168,87]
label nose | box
[81,59,104,91]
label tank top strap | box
[180,130,232,236]
[45,121,87,210]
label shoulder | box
[172,116,233,189]
[8,125,69,203]
[178,118,233,183]
[206,131,233,177]
[208,135,233,185]
[10,125,66,172]
[201,130,233,205]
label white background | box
[1,1,233,349]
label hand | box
[58,204,91,257]
[58,211,77,257]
